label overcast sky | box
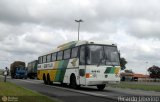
[0,0,160,74]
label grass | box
[109,82,160,92]
[0,70,3,75]
[0,77,57,102]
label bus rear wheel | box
[47,74,53,85]
[97,84,106,91]
[43,74,47,84]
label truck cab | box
[15,66,27,79]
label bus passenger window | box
[47,54,51,62]
[38,57,41,64]
[57,51,63,60]
[80,46,85,65]
[40,57,43,63]
[64,49,71,59]
[51,53,57,61]
[43,56,47,63]
[71,47,78,58]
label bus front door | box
[79,66,86,85]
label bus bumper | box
[85,78,120,86]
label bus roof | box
[40,40,116,56]
[57,40,116,49]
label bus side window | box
[47,54,51,62]
[57,51,63,60]
[80,46,85,65]
[38,57,41,64]
[71,47,78,58]
[43,56,47,63]
[38,57,43,64]
[51,53,57,61]
[64,49,71,59]
[41,57,43,63]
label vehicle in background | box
[37,41,121,91]
[27,60,38,79]
[120,69,149,81]
[10,61,27,79]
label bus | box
[37,41,120,90]
[27,60,38,79]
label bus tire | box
[47,74,53,85]
[97,84,106,91]
[70,74,79,89]
[43,74,47,84]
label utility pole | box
[75,19,83,41]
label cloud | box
[126,19,160,39]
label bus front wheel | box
[70,74,79,89]
[97,84,106,91]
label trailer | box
[27,60,38,79]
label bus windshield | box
[86,45,120,66]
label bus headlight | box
[85,73,96,78]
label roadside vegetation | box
[110,82,160,92]
[0,77,57,102]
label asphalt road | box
[7,78,118,102]
[3,76,160,102]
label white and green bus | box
[37,41,120,90]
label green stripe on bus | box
[105,67,116,74]
[104,67,112,73]
[110,67,115,73]
[55,60,69,82]
[55,61,63,81]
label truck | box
[10,61,27,79]
[27,60,38,79]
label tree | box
[120,57,127,70]
[148,65,160,80]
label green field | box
[110,82,160,92]
[0,77,57,102]
[0,70,3,75]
